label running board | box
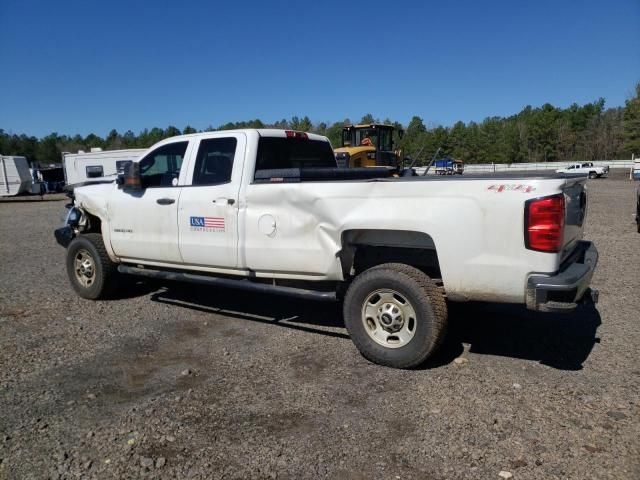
[117,265,337,302]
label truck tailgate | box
[561,177,588,262]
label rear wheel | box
[343,263,447,368]
[66,233,117,299]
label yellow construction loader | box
[334,124,403,168]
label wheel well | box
[83,212,102,233]
[339,230,442,280]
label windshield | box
[353,128,393,151]
[355,129,377,147]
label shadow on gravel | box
[149,282,349,340]
[444,301,602,370]
[122,280,601,370]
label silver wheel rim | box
[361,289,417,349]
[74,249,96,288]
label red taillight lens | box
[285,130,308,139]
[525,194,565,252]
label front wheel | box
[66,233,117,299]
[343,263,447,368]
[588,171,597,179]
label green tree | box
[164,126,181,138]
[37,133,60,164]
[622,82,640,155]
[325,121,345,147]
[289,116,312,132]
[360,113,376,124]
[84,133,104,150]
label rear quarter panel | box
[242,176,570,303]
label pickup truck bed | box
[254,167,581,183]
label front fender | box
[66,184,119,262]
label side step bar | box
[117,265,337,302]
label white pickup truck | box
[55,129,599,368]
[556,162,609,179]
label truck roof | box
[148,129,330,144]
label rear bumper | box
[526,241,598,312]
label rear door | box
[177,133,245,268]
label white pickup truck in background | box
[556,162,609,178]
[55,129,599,368]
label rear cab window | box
[254,135,336,180]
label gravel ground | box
[0,173,638,480]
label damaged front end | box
[54,195,84,248]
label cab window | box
[378,128,392,151]
[355,129,378,147]
[192,137,237,186]
[255,137,336,174]
[139,141,188,188]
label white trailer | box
[62,148,146,188]
[1,156,32,196]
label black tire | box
[343,263,447,368]
[66,233,117,300]
[588,171,597,179]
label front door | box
[178,133,244,268]
[108,140,190,263]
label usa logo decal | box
[190,216,225,231]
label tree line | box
[1,83,638,167]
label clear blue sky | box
[1,0,638,137]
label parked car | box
[55,129,599,368]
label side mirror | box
[121,162,142,192]
[398,129,404,139]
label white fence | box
[416,159,634,175]
[464,159,633,174]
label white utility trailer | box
[62,148,146,188]
[1,155,32,196]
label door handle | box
[156,198,175,205]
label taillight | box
[525,194,565,252]
[285,130,308,139]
